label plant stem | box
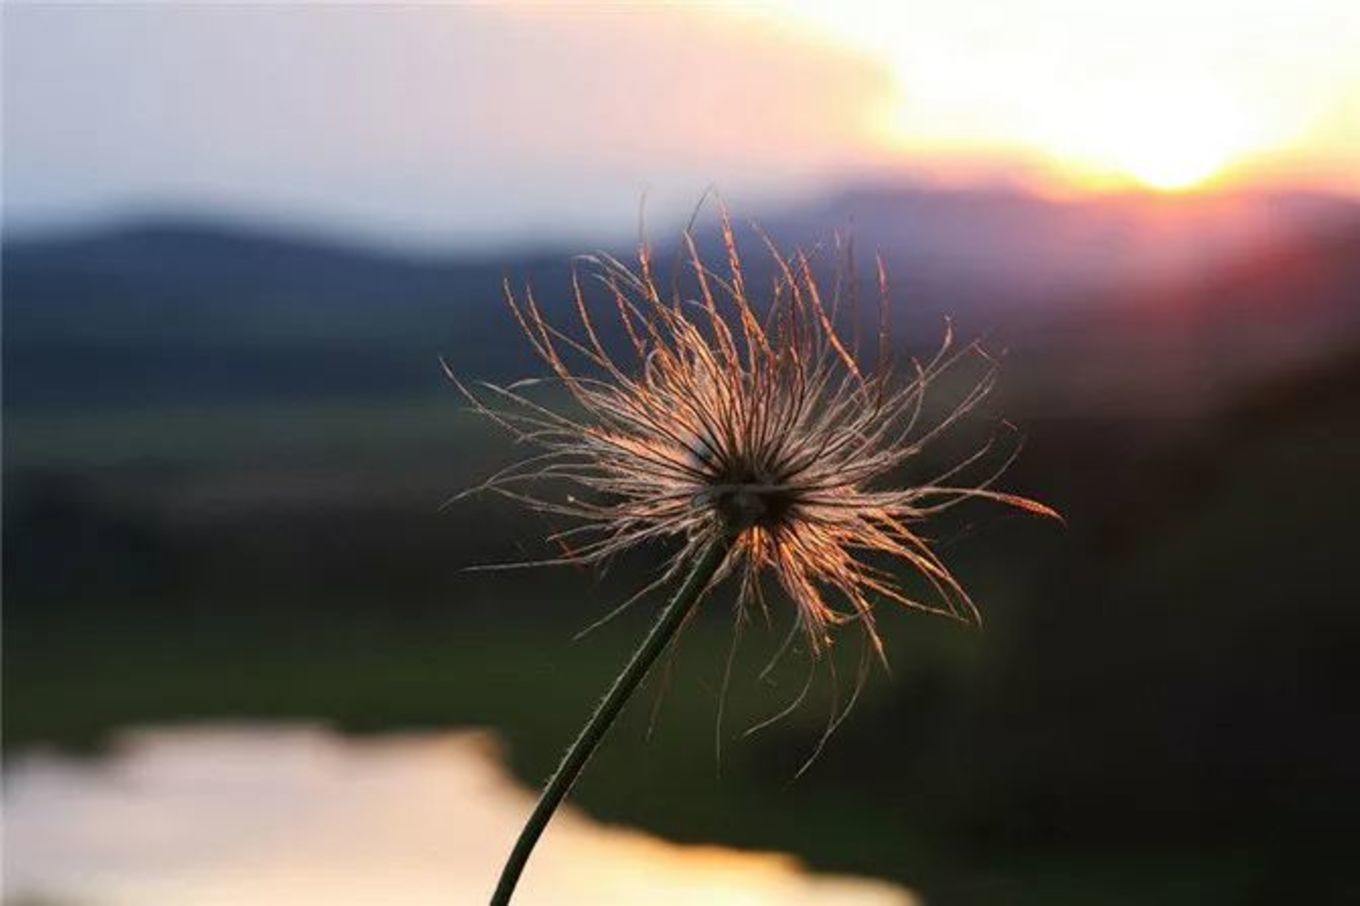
[490,538,730,905]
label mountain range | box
[5,184,1358,416]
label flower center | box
[706,478,797,532]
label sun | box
[869,58,1267,195]
[1093,86,1254,191]
[863,29,1275,195]
[1016,77,1264,193]
[1103,126,1239,192]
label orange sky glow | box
[720,0,1360,195]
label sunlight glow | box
[729,0,1360,195]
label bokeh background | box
[4,2,1359,904]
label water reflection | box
[4,725,917,905]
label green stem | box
[490,538,730,905]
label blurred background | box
[4,2,1359,904]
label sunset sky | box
[748,0,1360,193]
[5,1,1358,247]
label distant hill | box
[2,220,574,410]
[5,187,1358,414]
[1003,216,1360,416]
[767,184,1360,302]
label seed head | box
[451,216,1056,661]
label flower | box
[450,215,1056,661]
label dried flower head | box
[451,215,1056,662]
